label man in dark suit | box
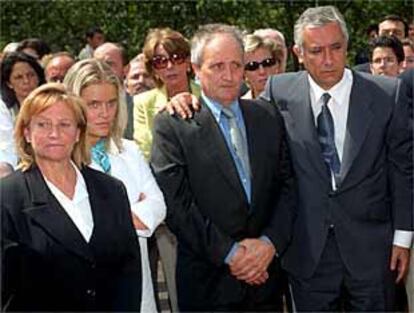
[150,24,296,312]
[259,6,412,311]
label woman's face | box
[152,44,190,89]
[24,101,80,164]
[81,82,118,144]
[244,47,280,97]
[8,62,39,104]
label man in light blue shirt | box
[151,23,296,311]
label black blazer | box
[150,99,296,310]
[261,70,413,280]
[1,165,142,312]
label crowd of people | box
[0,5,413,312]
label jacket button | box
[86,289,96,297]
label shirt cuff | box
[393,230,413,248]
[224,242,239,264]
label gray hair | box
[243,34,283,63]
[191,23,244,66]
[294,6,349,50]
[254,28,286,47]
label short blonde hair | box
[243,34,283,64]
[64,58,127,151]
[143,27,190,87]
[14,83,90,171]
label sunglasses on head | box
[244,57,277,71]
[151,53,187,70]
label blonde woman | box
[64,59,166,313]
[242,34,283,99]
[1,83,141,311]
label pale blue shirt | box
[202,93,251,202]
[202,93,272,263]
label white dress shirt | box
[44,162,94,242]
[308,68,412,248]
[0,98,18,167]
[89,138,166,313]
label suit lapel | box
[284,73,329,181]
[81,167,110,245]
[193,100,247,201]
[239,100,259,203]
[23,166,94,262]
[340,72,374,183]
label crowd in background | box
[0,7,413,313]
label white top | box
[89,138,166,313]
[43,162,94,242]
[0,98,18,167]
[308,68,412,248]
[309,68,352,163]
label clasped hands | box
[229,238,276,286]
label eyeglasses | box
[31,119,77,133]
[151,53,187,70]
[244,58,277,71]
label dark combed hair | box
[0,51,46,108]
[380,14,409,37]
[85,26,104,39]
[369,35,405,63]
[16,38,51,60]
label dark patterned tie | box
[317,93,341,186]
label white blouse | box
[0,98,18,167]
[89,139,166,313]
[43,163,94,242]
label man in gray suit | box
[167,5,412,311]
[260,6,412,311]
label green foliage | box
[1,0,412,69]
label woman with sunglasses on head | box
[133,27,200,160]
[133,27,199,312]
[242,34,283,99]
[0,52,45,177]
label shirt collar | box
[308,68,353,105]
[201,92,241,124]
[44,161,88,204]
[72,161,88,203]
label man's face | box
[379,20,405,40]
[125,61,154,95]
[89,33,105,49]
[193,34,244,106]
[402,45,414,72]
[370,47,401,77]
[294,22,347,90]
[94,46,125,80]
[45,56,75,82]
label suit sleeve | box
[259,102,297,256]
[150,113,235,266]
[387,79,413,231]
[111,179,142,311]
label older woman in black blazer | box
[1,83,141,312]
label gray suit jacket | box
[260,70,413,280]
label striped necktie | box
[317,93,341,186]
